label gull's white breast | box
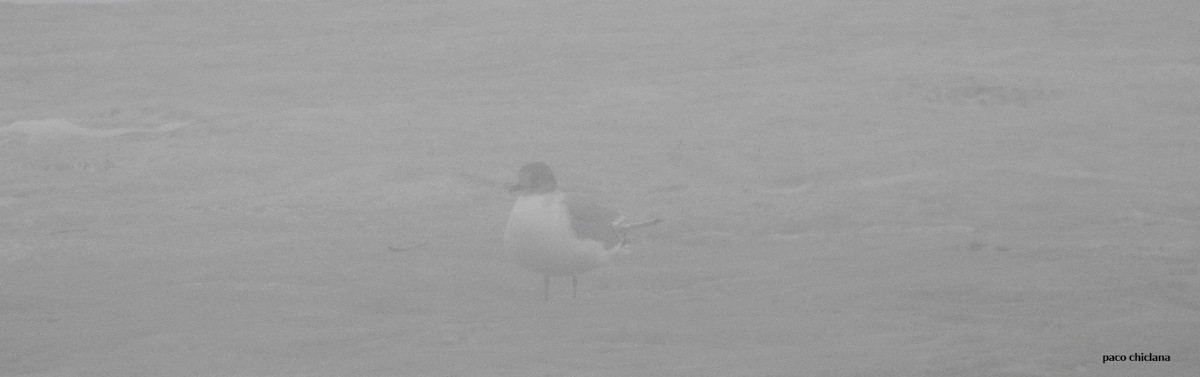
[503,192,615,276]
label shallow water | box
[2,1,1198,375]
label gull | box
[503,162,662,301]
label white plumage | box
[503,162,661,300]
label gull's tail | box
[617,218,663,231]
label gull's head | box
[509,162,557,195]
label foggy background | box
[2,0,1198,375]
